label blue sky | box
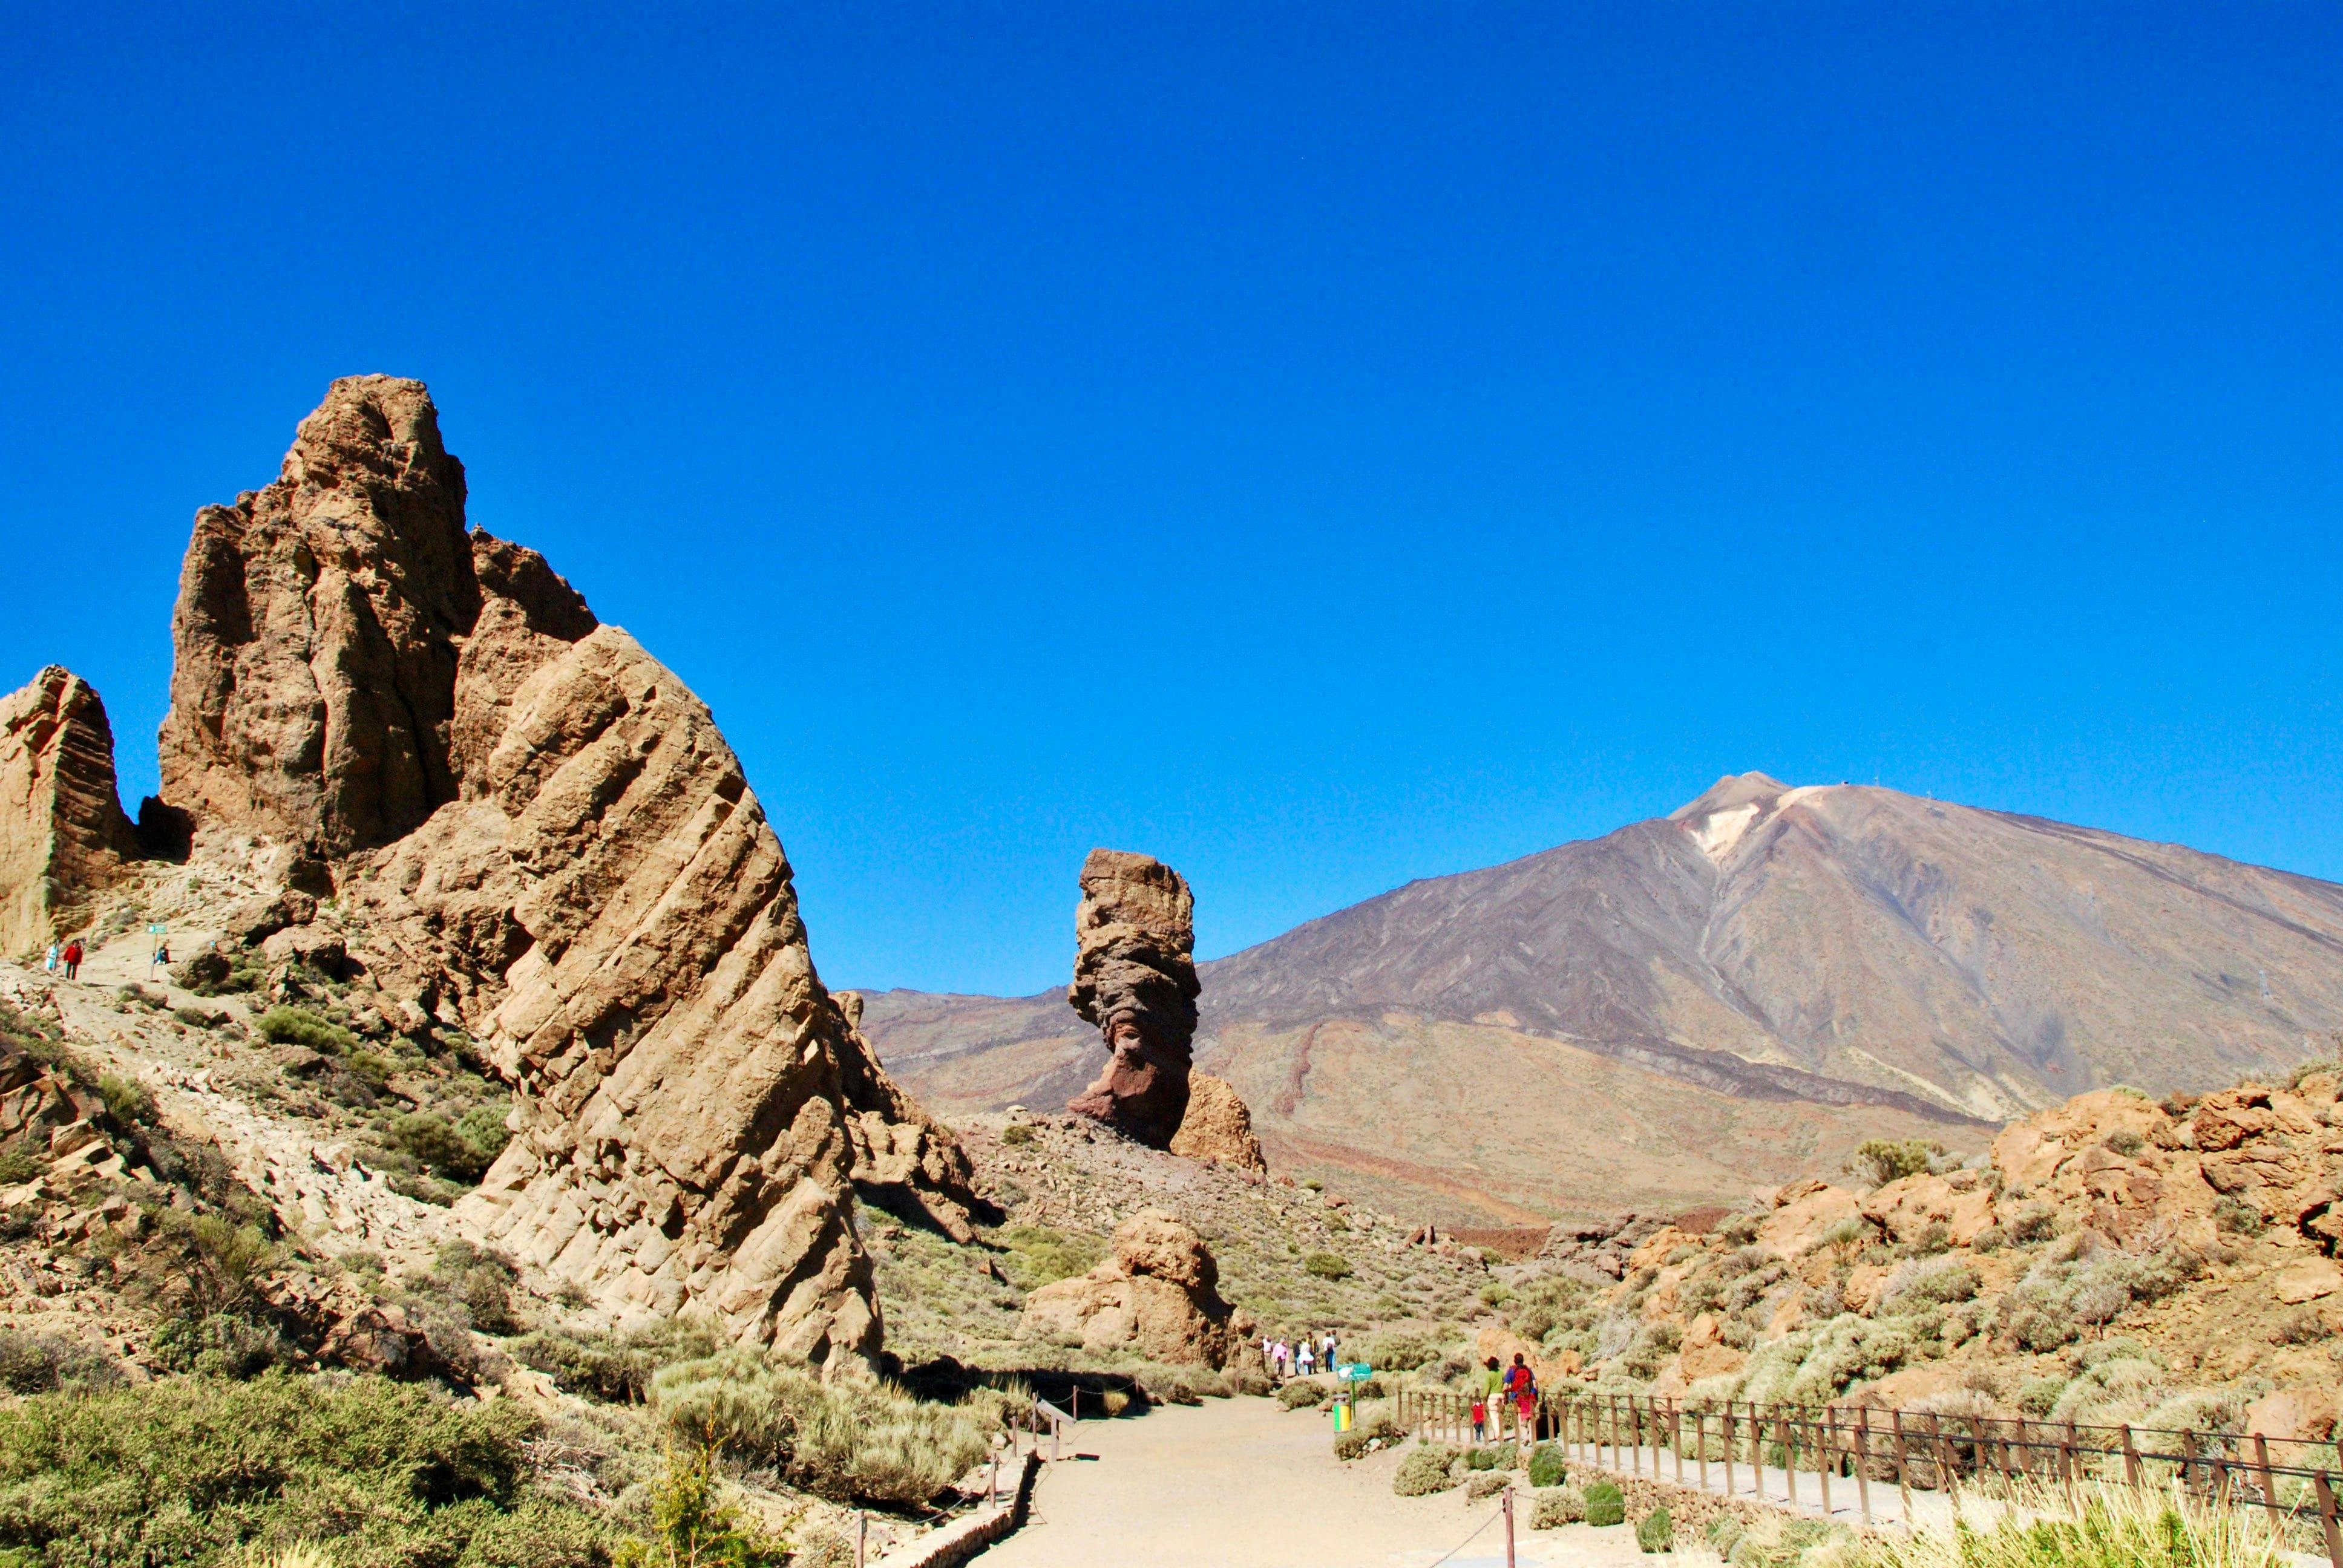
[2,4,2338,996]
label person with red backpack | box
[1506,1353,1537,1437]
[60,940,82,981]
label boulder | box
[1861,1172,1997,1247]
[156,375,596,854]
[1169,1072,1267,1174]
[0,667,137,953]
[1021,1208,1246,1366]
[1064,850,1201,1147]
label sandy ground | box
[983,1397,1683,1568]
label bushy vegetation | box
[253,1005,361,1056]
[1392,1443,1458,1496]
[652,1350,1006,1506]
[1844,1483,2283,1568]
[992,1224,1104,1290]
[1303,1252,1352,1280]
[1529,1485,1585,1528]
[1583,1479,1625,1527]
[1277,1379,1328,1409]
[1526,1443,1566,1487]
[1636,1504,1673,1553]
[0,1372,609,1566]
[1849,1138,1953,1189]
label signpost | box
[1331,1364,1373,1433]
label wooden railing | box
[1391,1387,2343,1566]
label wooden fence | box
[1392,1387,2343,1566]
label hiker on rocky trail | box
[43,942,57,974]
[61,939,82,980]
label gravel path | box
[982,1396,1668,1568]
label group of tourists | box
[42,941,84,981]
[1470,1353,1539,1442]
[1261,1330,1341,1381]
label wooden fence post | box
[1891,1409,1912,1520]
[1672,1398,1685,1486]
[1723,1405,1736,1497]
[1631,1396,1643,1477]
[2253,1434,2283,1537]
[1854,1406,1872,1525]
[2122,1423,2142,1488]
[1698,1402,1710,1494]
[2183,1431,2201,1498]
[1782,1406,1798,1507]
[1817,1407,1832,1517]
[2314,1471,2343,1568]
[2061,1420,2080,1510]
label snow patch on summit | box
[1687,803,1762,863]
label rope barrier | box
[1421,1491,1509,1568]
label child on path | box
[1470,1394,1488,1442]
[43,943,57,973]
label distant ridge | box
[864,774,2343,1224]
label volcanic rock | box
[1020,1207,1247,1366]
[0,667,137,954]
[156,375,595,854]
[831,990,987,1242]
[1065,850,1200,1147]
[1168,1072,1267,1174]
[330,627,878,1368]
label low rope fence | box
[1394,1386,2343,1565]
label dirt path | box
[982,1397,1664,1568]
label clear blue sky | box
[3,5,2338,996]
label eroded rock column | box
[1066,849,1199,1147]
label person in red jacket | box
[1506,1353,1537,1436]
[60,940,82,980]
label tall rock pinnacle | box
[0,667,137,954]
[1066,849,1200,1146]
[157,375,594,854]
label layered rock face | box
[140,376,978,1373]
[1065,850,1199,1146]
[1021,1208,1247,1366]
[0,668,137,953]
[157,375,595,854]
[1168,1072,1267,1174]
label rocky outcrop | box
[831,991,988,1242]
[339,628,880,1370]
[1065,851,1199,1147]
[1168,1073,1266,1174]
[0,667,137,954]
[1020,1208,1247,1366]
[157,375,595,854]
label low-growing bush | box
[1584,1480,1625,1527]
[1529,1485,1586,1528]
[1840,1482,2276,1568]
[254,1005,360,1055]
[653,1349,1006,1506]
[1464,1444,1509,1471]
[1527,1443,1566,1488]
[0,1371,578,1564]
[150,1312,287,1379]
[1393,1443,1458,1497]
[1636,1505,1674,1553]
[1849,1138,1949,1189]
[1303,1251,1352,1280]
[1000,1123,1035,1146]
[1467,1471,1510,1499]
[1278,1380,1328,1409]
[0,1328,123,1393]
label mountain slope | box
[863,774,2343,1224]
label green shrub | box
[1356,1377,1386,1399]
[1530,1485,1585,1528]
[1360,1332,1437,1371]
[994,1223,1104,1289]
[1849,1138,1948,1189]
[1708,1516,1746,1557]
[623,1442,783,1567]
[653,1349,1004,1506]
[393,1111,496,1182]
[1465,1443,1508,1471]
[1637,1504,1674,1553]
[1584,1480,1625,1527]
[0,1372,574,1564]
[1393,1443,1458,1496]
[97,1071,157,1126]
[0,1328,123,1393]
[1467,1471,1510,1499]
[1000,1123,1035,1146]
[150,1312,287,1378]
[1527,1443,1566,1488]
[254,1006,359,1055]
[1303,1252,1352,1279]
[456,1101,514,1163]
[1278,1380,1328,1409]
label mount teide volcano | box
[863,774,2343,1226]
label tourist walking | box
[1321,1330,1338,1371]
[61,940,82,981]
[1297,1339,1314,1377]
[42,943,57,974]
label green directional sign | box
[1337,1363,1373,1381]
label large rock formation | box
[143,376,977,1373]
[1168,1072,1267,1174]
[1065,850,1199,1147]
[1020,1208,1247,1366]
[0,668,137,954]
[157,375,595,854]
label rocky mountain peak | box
[157,375,595,855]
